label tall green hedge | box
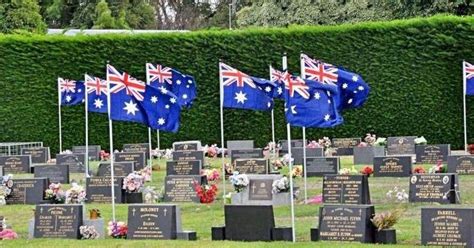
[0,15,473,155]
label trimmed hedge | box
[0,15,473,154]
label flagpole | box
[157,130,160,150]
[57,78,62,153]
[283,53,296,243]
[145,66,154,169]
[106,64,116,222]
[269,65,276,162]
[300,54,308,203]
[84,74,90,177]
[463,61,468,153]
[219,61,226,198]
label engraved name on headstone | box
[97,162,134,177]
[166,160,201,176]
[409,173,459,204]
[86,177,124,203]
[305,157,339,176]
[0,155,31,174]
[56,153,86,173]
[322,175,371,204]
[172,141,201,151]
[34,164,69,184]
[21,147,50,164]
[421,208,473,247]
[6,178,48,204]
[72,145,101,161]
[163,175,206,203]
[230,149,263,164]
[415,144,451,164]
[234,158,268,174]
[34,204,83,239]
[387,136,416,155]
[373,156,412,177]
[447,155,474,174]
[127,204,179,240]
[123,143,150,158]
[332,138,361,155]
[115,152,146,170]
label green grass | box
[1,156,471,247]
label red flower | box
[413,166,426,174]
[193,181,218,204]
[360,166,373,176]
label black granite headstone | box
[415,144,451,164]
[173,141,200,151]
[0,155,31,174]
[6,178,48,204]
[34,204,83,239]
[123,143,150,158]
[166,160,201,176]
[447,155,474,174]
[34,164,69,183]
[248,178,273,201]
[305,157,339,176]
[409,173,459,204]
[172,151,205,166]
[163,175,206,203]
[292,148,324,165]
[72,145,101,161]
[86,177,124,203]
[97,161,134,177]
[127,204,178,240]
[421,208,474,247]
[322,175,371,204]
[332,138,361,155]
[373,156,412,177]
[280,139,304,154]
[56,153,86,173]
[318,205,375,243]
[234,159,268,174]
[387,136,416,155]
[21,147,50,164]
[230,149,263,164]
[115,152,146,170]
[224,205,275,241]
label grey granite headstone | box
[234,158,268,174]
[447,155,474,174]
[332,138,361,155]
[373,156,412,177]
[72,145,101,161]
[230,149,263,164]
[387,136,416,155]
[34,204,83,239]
[231,175,291,206]
[56,153,86,173]
[86,176,124,203]
[322,175,371,204]
[163,175,206,203]
[166,160,201,176]
[280,139,304,154]
[83,219,105,239]
[415,144,451,164]
[34,164,69,183]
[127,204,183,240]
[305,157,339,176]
[21,147,50,164]
[0,155,31,174]
[173,141,201,151]
[6,178,48,204]
[114,152,146,170]
[172,151,204,167]
[227,140,254,151]
[291,148,324,165]
[97,161,134,177]
[123,143,150,158]
[353,146,385,164]
[409,173,459,204]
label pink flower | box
[307,194,323,204]
[0,229,18,240]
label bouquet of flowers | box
[429,160,447,173]
[281,154,294,166]
[358,133,386,147]
[386,186,409,202]
[0,175,13,205]
[142,186,161,204]
[137,167,152,182]
[202,169,220,182]
[224,163,233,175]
[107,221,127,239]
[0,229,18,240]
[229,172,249,192]
[122,172,145,193]
[318,137,332,149]
[203,144,218,158]
[272,176,290,194]
[360,166,374,176]
[414,136,427,145]
[307,141,322,148]
[271,159,283,171]
[99,150,110,161]
[65,182,86,204]
[291,166,303,178]
[193,182,218,203]
[413,166,426,174]
[45,183,65,204]
[339,168,352,175]
[80,225,100,239]
[263,141,277,157]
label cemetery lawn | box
[1,156,469,247]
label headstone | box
[56,153,86,173]
[305,157,339,176]
[421,208,474,247]
[172,141,201,151]
[248,177,274,201]
[6,178,48,204]
[332,138,361,156]
[415,144,451,164]
[123,143,150,158]
[387,136,416,155]
[72,145,101,161]
[21,147,50,164]
[318,205,375,243]
[163,175,206,203]
[227,140,254,151]
[127,204,181,240]
[34,204,83,239]
[322,175,371,204]
[409,173,459,204]
[234,158,268,174]
[172,151,204,167]
[373,156,412,177]
[0,155,31,174]
[97,162,134,177]
[86,177,124,203]
[166,160,201,176]
[231,175,286,205]
[224,205,275,241]
[292,148,324,165]
[280,139,304,154]
[34,164,69,184]
[115,152,146,170]
[230,149,263,164]
[447,155,474,174]
[353,146,385,164]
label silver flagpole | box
[300,54,308,203]
[283,53,296,242]
[219,61,226,198]
[269,65,276,161]
[106,64,116,222]
[57,78,63,153]
[145,65,154,169]
[463,61,468,153]
[84,74,90,177]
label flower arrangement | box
[80,225,100,239]
[414,136,427,145]
[358,133,386,147]
[142,186,161,203]
[99,150,110,161]
[204,144,218,158]
[0,175,14,205]
[122,172,145,193]
[45,183,65,204]
[263,141,277,158]
[271,159,283,171]
[107,221,127,239]
[318,137,332,149]
[224,163,233,175]
[307,140,322,148]
[386,186,409,202]
[202,169,220,182]
[229,172,249,192]
[272,176,290,194]
[65,182,86,204]
[291,166,303,178]
[0,229,18,240]
[360,166,374,176]
[307,194,323,204]
[413,166,426,174]
[193,182,218,203]
[371,210,402,231]
[429,160,447,174]
[281,154,294,166]
[339,168,352,175]
[137,167,152,182]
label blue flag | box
[270,66,286,99]
[140,85,182,133]
[85,74,108,114]
[220,62,274,111]
[465,61,474,95]
[146,63,197,108]
[284,75,343,128]
[59,78,84,106]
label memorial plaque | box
[409,173,458,204]
[21,147,50,164]
[163,175,206,203]
[318,205,375,243]
[332,138,361,155]
[115,152,146,170]
[373,156,412,177]
[34,164,69,184]
[86,177,124,203]
[280,139,304,153]
[72,145,101,161]
[6,178,48,204]
[0,155,31,174]
[421,208,474,247]
[225,205,275,241]
[387,136,416,155]
[56,153,86,173]
[415,144,450,164]
[172,151,204,166]
[227,140,254,151]
[447,155,474,174]
[230,149,263,164]
[34,204,83,239]
[234,159,268,174]
[97,162,134,177]
[322,175,371,204]
[292,148,324,165]
[123,143,150,158]
[305,157,339,176]
[172,141,201,151]
[127,204,179,240]
[166,160,201,176]
[248,178,273,201]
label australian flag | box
[270,66,286,99]
[85,74,108,113]
[220,62,274,111]
[465,61,474,95]
[301,54,370,110]
[141,85,182,132]
[284,74,343,128]
[146,63,197,108]
[59,78,84,106]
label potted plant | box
[371,210,401,244]
[122,172,144,203]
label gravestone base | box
[177,231,197,241]
[354,146,385,164]
[272,192,292,206]
[28,219,34,239]
[271,227,293,241]
[124,192,143,204]
[84,219,105,239]
[375,229,396,244]
[211,226,225,240]
[310,228,320,241]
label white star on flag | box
[160,86,168,94]
[291,105,297,114]
[358,86,364,91]
[235,91,247,104]
[165,104,170,109]
[314,92,320,100]
[157,118,165,125]
[342,83,348,89]
[94,99,103,108]
[65,95,72,102]
[328,99,331,104]
[188,80,193,84]
[170,98,177,104]
[151,96,158,103]
[324,114,330,121]
[182,94,188,99]
[348,98,353,104]
[265,86,271,92]
[267,102,271,108]
[78,89,82,93]
[186,85,190,88]
[327,91,331,96]
[352,75,358,82]
[277,87,283,95]
[124,100,139,115]
[176,80,181,85]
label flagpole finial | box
[283,52,287,56]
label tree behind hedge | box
[0,0,46,34]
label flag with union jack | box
[270,65,286,99]
[220,62,274,111]
[85,74,108,113]
[464,61,474,95]
[59,78,85,106]
[146,63,197,108]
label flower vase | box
[125,192,143,203]
[375,229,396,244]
